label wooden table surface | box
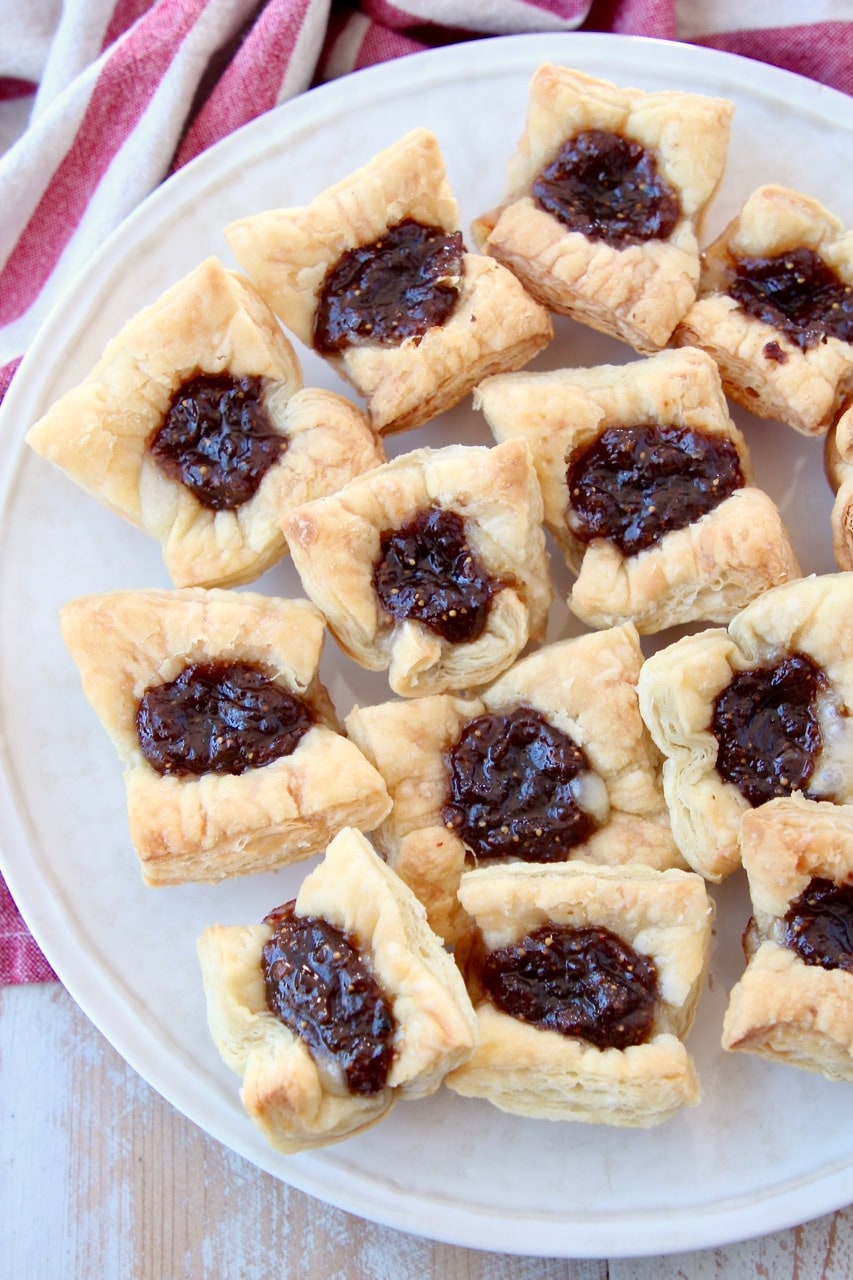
[2,980,850,1279]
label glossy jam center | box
[136,660,313,777]
[261,901,396,1095]
[729,247,853,350]
[314,219,464,352]
[532,129,681,247]
[711,653,826,807]
[373,507,498,644]
[784,877,853,973]
[479,923,658,1050]
[442,707,600,861]
[567,423,744,556]
[150,373,284,510]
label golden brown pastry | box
[60,589,391,885]
[476,346,800,633]
[225,129,553,434]
[345,624,684,944]
[472,64,733,352]
[197,826,478,1152]
[444,860,713,1126]
[674,185,853,436]
[722,796,853,1082]
[281,437,552,697]
[637,573,853,881]
[824,398,853,569]
[26,257,385,588]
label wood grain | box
[1,982,849,1279]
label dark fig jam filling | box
[477,923,658,1050]
[711,653,827,807]
[314,218,464,353]
[783,877,853,973]
[149,372,285,510]
[373,506,500,644]
[532,129,681,247]
[442,707,601,862]
[567,423,744,556]
[261,901,396,1095]
[728,247,853,351]
[136,660,313,777]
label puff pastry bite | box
[722,796,853,1083]
[26,256,384,588]
[60,589,391,885]
[444,861,712,1127]
[476,346,800,633]
[197,826,478,1152]
[638,574,853,882]
[472,64,733,352]
[824,398,853,570]
[345,624,683,945]
[281,437,552,697]
[225,128,552,435]
[674,185,853,436]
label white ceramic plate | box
[1,32,852,1260]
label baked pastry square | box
[345,624,683,945]
[674,185,853,436]
[824,398,853,569]
[476,346,800,634]
[281,437,552,697]
[26,256,384,588]
[60,588,391,885]
[472,64,733,352]
[197,826,478,1152]
[225,128,553,435]
[444,861,712,1127]
[638,574,853,882]
[722,796,853,1083]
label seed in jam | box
[442,707,601,861]
[478,922,658,1050]
[136,660,313,777]
[567,423,744,556]
[314,219,464,353]
[373,506,499,644]
[261,901,396,1095]
[711,653,827,807]
[783,877,853,973]
[728,247,853,351]
[532,129,681,248]
[149,373,285,510]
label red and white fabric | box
[1,0,851,983]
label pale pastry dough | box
[824,399,853,570]
[472,64,733,352]
[26,257,385,588]
[637,574,853,881]
[225,129,553,434]
[444,861,713,1126]
[197,826,478,1152]
[476,346,800,633]
[60,589,391,885]
[721,796,853,1083]
[674,185,853,436]
[345,624,684,945]
[281,437,552,697]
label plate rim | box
[1,30,852,1259]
